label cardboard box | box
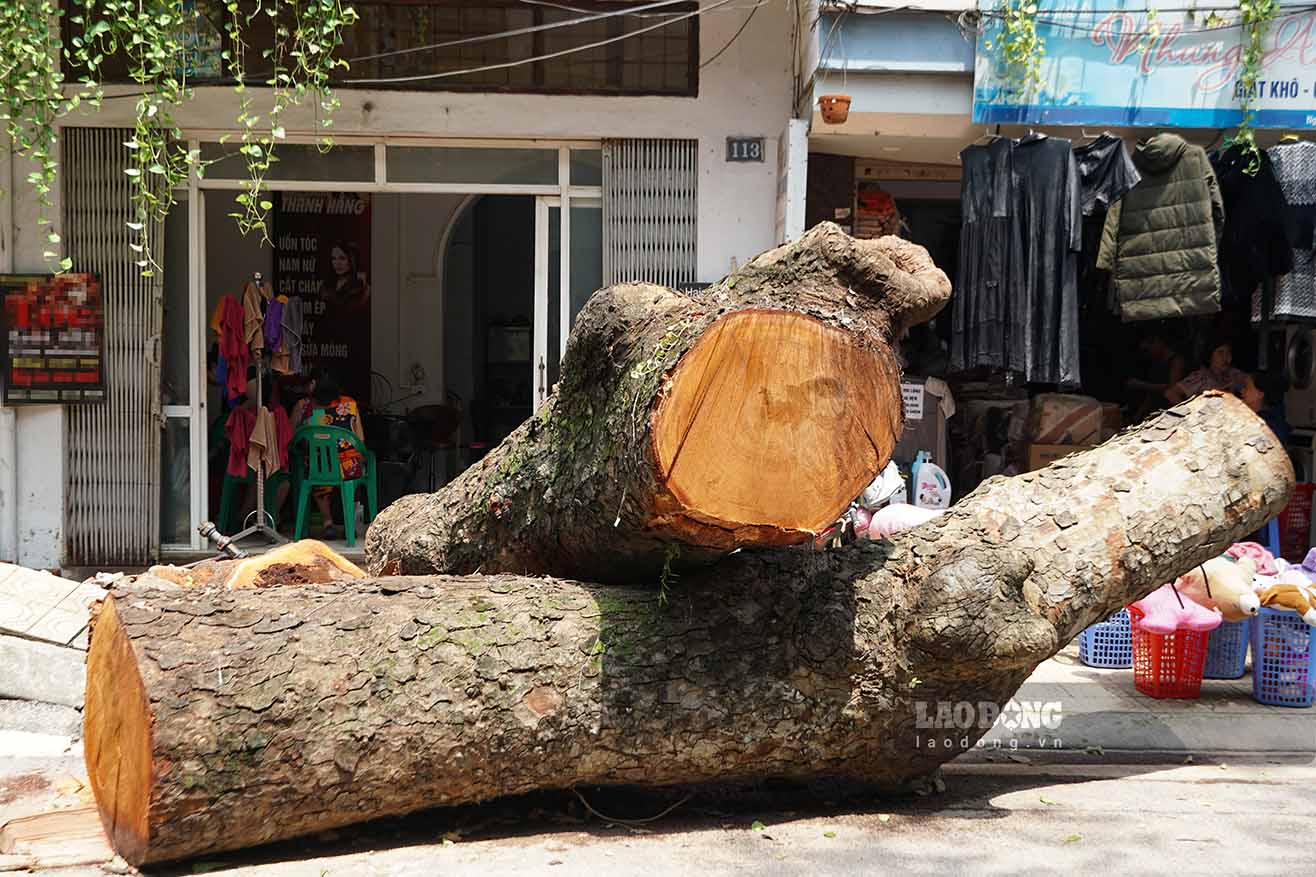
[1027,394,1102,445]
[1100,402,1122,442]
[1026,443,1096,472]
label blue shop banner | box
[974,1,1316,128]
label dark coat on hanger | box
[1212,144,1293,306]
[1097,133,1224,321]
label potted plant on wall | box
[819,93,852,124]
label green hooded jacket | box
[1097,133,1224,321]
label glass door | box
[534,197,603,407]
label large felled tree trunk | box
[86,394,1292,866]
[365,223,950,582]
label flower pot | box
[819,93,852,124]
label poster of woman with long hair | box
[273,192,372,404]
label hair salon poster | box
[1,273,105,403]
[273,192,372,403]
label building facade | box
[1,1,815,569]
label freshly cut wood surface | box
[87,394,1291,866]
[82,598,152,865]
[0,806,111,867]
[145,539,365,590]
[652,309,901,538]
[366,224,951,582]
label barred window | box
[63,1,699,97]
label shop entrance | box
[159,139,605,554]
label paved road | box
[130,758,1313,877]
[4,702,1314,876]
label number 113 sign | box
[726,136,765,162]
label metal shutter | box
[602,138,698,287]
[62,127,163,565]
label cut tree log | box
[85,394,1290,865]
[365,223,950,582]
[144,540,365,590]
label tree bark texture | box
[85,394,1291,865]
[364,223,951,582]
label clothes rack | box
[231,270,287,547]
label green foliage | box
[1,0,357,273]
[1232,0,1279,175]
[223,0,358,241]
[984,2,1044,96]
[0,0,81,271]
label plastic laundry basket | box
[1128,604,1211,699]
[1078,608,1133,668]
[1251,607,1316,707]
[1203,618,1251,679]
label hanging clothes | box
[247,407,283,477]
[271,405,292,470]
[1011,134,1083,387]
[1097,133,1224,321]
[265,297,289,373]
[1074,133,1139,403]
[242,281,270,352]
[264,297,284,351]
[216,295,247,401]
[953,135,1082,386]
[1266,141,1316,320]
[952,137,1017,375]
[1213,144,1293,309]
[224,405,256,478]
[1074,132,1141,217]
[283,296,305,374]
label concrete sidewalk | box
[980,642,1316,754]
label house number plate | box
[726,137,765,162]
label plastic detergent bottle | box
[910,451,928,496]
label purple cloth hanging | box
[264,299,284,350]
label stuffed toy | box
[865,504,944,539]
[1173,556,1260,622]
[1131,583,1222,635]
[1226,541,1278,576]
[1258,580,1316,627]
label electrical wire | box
[699,1,765,68]
[519,0,764,16]
[341,0,737,85]
[346,0,693,64]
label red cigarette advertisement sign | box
[1,273,105,403]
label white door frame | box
[170,140,602,552]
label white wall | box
[64,2,794,283]
[1,148,66,570]
[371,193,472,411]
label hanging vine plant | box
[1233,0,1279,174]
[1,0,357,275]
[0,0,87,270]
[983,1,1045,97]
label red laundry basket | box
[1277,483,1314,563]
[1127,604,1211,699]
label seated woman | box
[293,368,366,540]
[1239,371,1292,445]
[1164,338,1247,404]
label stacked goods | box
[853,184,905,239]
[1024,394,1103,471]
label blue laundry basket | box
[1251,607,1316,707]
[1203,618,1250,679]
[1078,608,1133,668]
